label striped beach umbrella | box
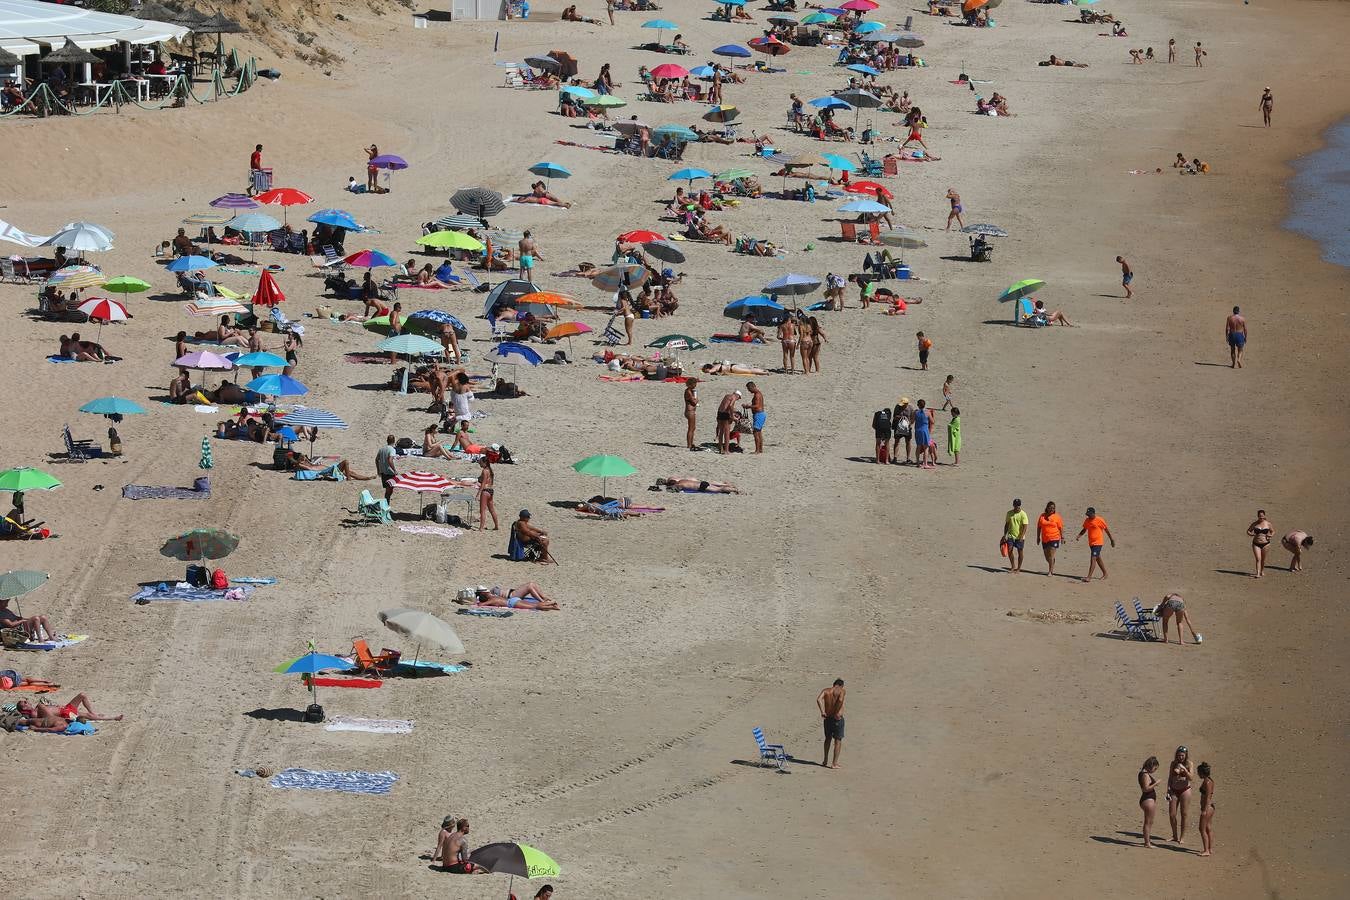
[209,192,258,210]
[277,408,348,453]
[45,264,106,290]
[390,471,452,493]
[185,297,249,317]
[76,296,129,322]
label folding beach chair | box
[355,489,392,525]
[351,638,399,677]
[1114,602,1153,641]
[1133,597,1160,639]
[62,425,103,461]
[1016,297,1047,327]
[0,516,45,540]
[752,727,789,771]
[601,316,626,346]
[856,151,884,177]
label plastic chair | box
[356,489,392,524]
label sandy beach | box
[3,0,1349,897]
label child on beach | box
[916,331,932,370]
[940,374,955,410]
[947,407,961,465]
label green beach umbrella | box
[103,276,151,295]
[0,467,61,493]
[571,454,637,500]
[716,168,756,182]
[468,841,561,890]
[417,230,485,252]
[377,333,443,394]
[0,570,48,601]
[997,279,1046,303]
[584,95,626,108]
[362,313,410,336]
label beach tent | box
[0,0,187,60]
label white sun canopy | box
[0,0,187,58]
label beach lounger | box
[0,516,46,540]
[62,425,104,461]
[355,489,392,525]
[856,152,885,178]
[752,726,789,771]
[351,638,399,677]
[1114,601,1153,641]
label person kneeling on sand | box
[654,477,740,493]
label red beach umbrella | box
[846,180,894,200]
[749,36,791,56]
[255,188,314,224]
[649,63,690,80]
[618,229,664,244]
[252,270,286,307]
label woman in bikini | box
[683,377,699,451]
[472,583,559,610]
[1138,756,1160,847]
[945,188,965,231]
[655,477,740,494]
[477,456,499,531]
[797,317,815,375]
[282,331,300,374]
[1167,746,1193,843]
[1246,509,1273,578]
[777,318,798,374]
[1197,762,1216,856]
[701,362,769,376]
[806,317,827,373]
[617,293,636,346]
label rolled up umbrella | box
[252,270,286,306]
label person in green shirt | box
[947,407,961,466]
[1003,497,1029,573]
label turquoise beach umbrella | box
[79,397,146,416]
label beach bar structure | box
[0,0,187,84]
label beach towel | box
[324,717,414,734]
[268,768,399,795]
[509,196,569,209]
[458,607,514,618]
[131,584,254,603]
[216,265,285,276]
[46,356,77,363]
[397,524,464,539]
[122,485,211,500]
[231,577,277,585]
[18,634,87,651]
[306,676,383,688]
[343,352,393,365]
[599,373,643,382]
[2,683,58,692]
[710,333,764,343]
[391,660,466,676]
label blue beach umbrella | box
[488,342,543,366]
[854,21,884,34]
[560,85,596,99]
[654,124,699,142]
[377,334,443,356]
[717,0,746,6]
[822,153,857,172]
[279,650,355,708]
[642,19,678,42]
[407,309,468,339]
[244,374,309,397]
[839,199,891,214]
[668,167,712,185]
[846,63,881,76]
[689,64,716,78]
[306,208,362,230]
[724,295,788,325]
[528,161,572,182]
[808,96,851,110]
[165,255,218,273]
[234,352,287,369]
[712,44,752,58]
[78,397,146,416]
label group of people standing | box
[1246,509,1313,577]
[871,395,960,469]
[1138,748,1216,855]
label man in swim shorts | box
[747,382,766,454]
[1003,498,1029,574]
[1117,255,1133,299]
[518,231,542,280]
[716,390,740,454]
[817,678,846,769]
[1225,306,1247,368]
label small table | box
[77,82,113,106]
[116,78,149,102]
[437,489,475,527]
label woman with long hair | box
[1138,756,1160,847]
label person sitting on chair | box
[512,510,556,564]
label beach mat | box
[18,634,88,651]
[306,677,383,688]
[131,584,254,603]
[122,485,211,500]
[231,577,277,585]
[709,334,764,343]
[458,608,514,618]
[324,717,414,734]
[3,683,59,692]
[268,768,399,795]
[397,524,464,539]
[390,661,466,676]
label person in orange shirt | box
[1076,506,1115,582]
[1036,501,1065,577]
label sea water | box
[1284,116,1350,269]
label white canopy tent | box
[0,0,187,58]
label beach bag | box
[194,476,210,493]
[999,538,1010,558]
[211,569,228,590]
[871,408,891,438]
[186,564,209,587]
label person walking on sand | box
[1003,498,1029,573]
[1281,529,1314,571]
[1225,306,1247,368]
[716,390,740,454]
[1258,87,1273,127]
[1116,256,1133,299]
[376,434,398,502]
[916,331,932,370]
[1197,762,1216,856]
[1138,756,1160,848]
[747,381,766,453]
[518,230,542,281]
[606,0,615,26]
[1076,506,1115,582]
[1158,592,1201,645]
[684,378,700,451]
[1194,42,1206,67]
[940,374,956,410]
[1247,509,1273,577]
[477,456,499,531]
[1037,501,1065,577]
[1167,38,1176,63]
[1167,747,1193,843]
[817,678,846,769]
[944,188,965,231]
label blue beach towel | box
[130,584,254,603]
[268,768,399,795]
[122,485,211,500]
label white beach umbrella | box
[42,221,115,253]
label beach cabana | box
[0,0,187,83]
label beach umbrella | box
[767,15,798,26]
[41,39,98,67]
[277,408,348,453]
[378,334,443,356]
[749,36,791,56]
[79,397,146,417]
[713,44,752,58]
[417,230,485,252]
[591,264,648,293]
[689,64,716,78]
[618,230,664,244]
[343,249,399,268]
[613,120,649,136]
[572,454,637,500]
[488,342,544,366]
[862,31,902,42]
[998,278,1046,303]
[255,188,313,210]
[846,180,893,199]
[173,351,235,371]
[803,12,838,24]
[853,21,884,33]
[165,255,219,273]
[653,124,699,142]
[468,842,561,896]
[244,374,309,398]
[378,607,464,662]
[234,352,287,369]
[370,155,409,170]
[642,240,686,264]
[525,55,561,73]
[838,199,891,215]
[962,0,989,10]
[724,295,788,324]
[185,298,250,317]
[0,570,47,602]
[877,228,928,259]
[822,153,857,172]
[451,187,506,218]
[527,161,572,186]
[545,320,593,357]
[279,650,355,710]
[251,271,286,307]
[668,168,713,185]
[647,333,706,350]
[808,95,851,111]
[307,208,362,230]
[836,89,882,109]
[703,105,739,124]
[716,168,757,182]
[210,193,258,210]
[161,527,239,563]
[717,0,746,6]
[45,265,106,290]
[642,19,679,42]
[842,0,880,9]
[407,309,469,339]
[42,222,114,254]
[230,212,282,254]
[389,471,453,496]
[892,32,925,48]
[763,275,823,309]
[76,296,128,341]
[0,467,61,494]
[432,214,488,230]
[104,275,150,296]
[650,63,690,80]
[559,84,597,99]
[962,223,1009,237]
[584,95,627,108]
[846,63,881,76]
[517,291,583,309]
